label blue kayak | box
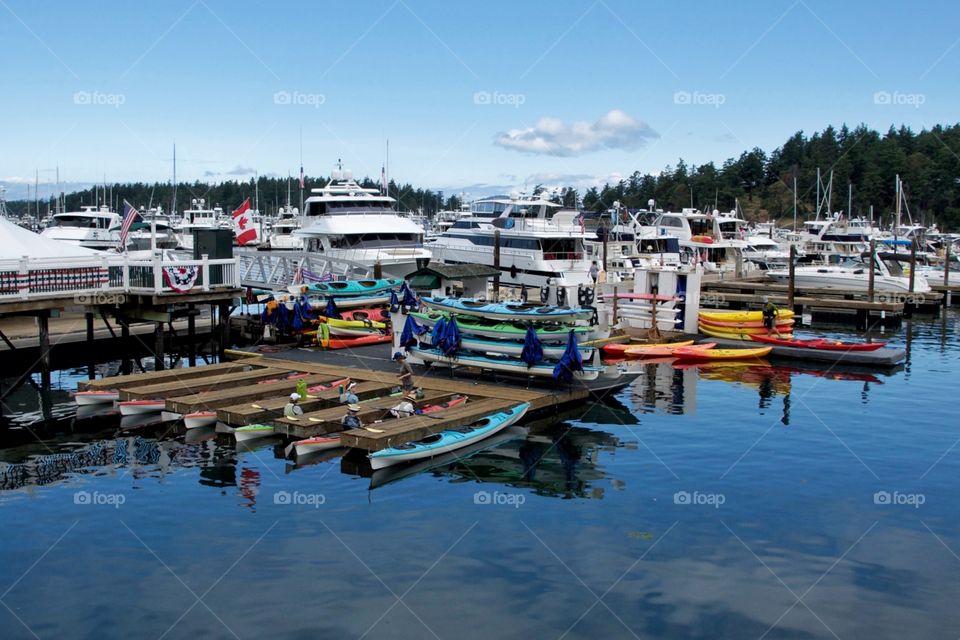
[411,347,601,380]
[420,331,594,359]
[421,296,594,323]
[368,402,530,469]
[290,278,403,297]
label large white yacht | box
[294,168,431,277]
[40,206,121,250]
[766,252,931,293]
[431,194,592,288]
[264,204,304,250]
[654,208,748,273]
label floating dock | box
[698,337,906,367]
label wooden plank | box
[216,380,395,426]
[78,361,262,391]
[340,397,519,451]
[120,367,297,400]
[166,373,343,414]
[271,390,462,438]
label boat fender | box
[510,264,518,279]
[577,285,595,306]
[556,286,567,307]
[590,308,599,326]
[539,286,549,304]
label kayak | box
[422,332,594,359]
[699,324,793,341]
[421,297,594,323]
[338,308,390,323]
[291,278,403,297]
[118,399,166,416]
[368,402,530,469]
[75,390,119,405]
[698,316,795,330]
[184,410,218,429]
[673,346,773,361]
[699,309,795,323]
[699,322,794,336]
[328,324,387,338]
[411,347,602,381]
[602,340,694,356]
[320,334,393,349]
[321,316,388,331]
[624,342,716,358]
[306,377,352,395]
[256,372,311,385]
[749,334,887,351]
[233,424,275,442]
[410,311,592,343]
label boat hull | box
[184,411,218,429]
[421,297,593,323]
[75,390,119,405]
[119,400,166,416]
[410,312,592,343]
[233,426,275,442]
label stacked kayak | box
[410,311,592,343]
[233,424,275,442]
[368,402,530,469]
[421,332,594,359]
[412,347,602,381]
[602,340,693,357]
[699,309,794,341]
[290,278,403,297]
[421,297,593,323]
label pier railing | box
[236,249,373,290]
[0,254,241,302]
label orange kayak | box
[672,346,772,361]
[624,342,716,358]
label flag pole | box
[299,126,304,214]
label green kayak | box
[410,311,592,343]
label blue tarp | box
[430,316,461,356]
[389,289,400,312]
[400,314,426,348]
[400,283,419,309]
[521,325,543,367]
[324,297,341,319]
[553,330,584,383]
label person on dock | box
[341,403,362,430]
[762,296,782,337]
[393,351,415,392]
[285,393,304,419]
[339,381,359,404]
[589,261,599,283]
[389,392,418,418]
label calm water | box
[2,312,959,639]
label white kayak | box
[233,424,275,442]
[118,400,166,416]
[75,390,119,405]
[184,411,218,429]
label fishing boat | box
[233,424,275,442]
[672,346,772,361]
[74,390,119,405]
[421,332,593,359]
[411,347,602,381]
[118,399,166,416]
[699,309,796,323]
[410,311,592,343]
[294,278,403,297]
[421,297,593,323]
[183,410,218,429]
[601,340,693,357]
[749,334,886,351]
[368,402,530,469]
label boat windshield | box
[330,233,422,249]
[54,215,105,228]
[881,258,905,277]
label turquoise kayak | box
[421,296,594,323]
[289,278,403,297]
[368,402,530,469]
[410,311,593,343]
[411,347,601,381]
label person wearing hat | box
[393,351,415,392]
[389,391,418,419]
[341,403,363,429]
[339,381,359,405]
[284,393,304,419]
[761,296,782,337]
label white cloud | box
[494,109,658,157]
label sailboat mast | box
[172,143,177,216]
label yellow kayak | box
[673,346,772,360]
[699,309,795,323]
[699,324,792,341]
[324,316,387,330]
[699,323,794,336]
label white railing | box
[0,253,241,302]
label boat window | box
[689,219,712,235]
[882,258,905,277]
[55,216,97,228]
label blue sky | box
[1,0,957,200]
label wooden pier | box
[77,356,594,452]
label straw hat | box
[347,403,361,412]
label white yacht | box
[294,168,431,277]
[176,198,231,251]
[654,208,747,273]
[742,234,791,270]
[264,204,303,250]
[40,206,121,250]
[785,214,877,261]
[122,206,182,251]
[431,194,592,288]
[766,252,932,293]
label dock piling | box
[37,311,51,388]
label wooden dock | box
[77,357,593,452]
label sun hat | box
[290,393,301,401]
[347,403,361,412]
[347,381,358,390]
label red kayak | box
[320,334,392,349]
[749,334,886,351]
[320,308,390,324]
[421,395,468,414]
[306,377,352,394]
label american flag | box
[380,165,387,194]
[119,200,142,249]
[299,165,305,189]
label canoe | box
[319,334,393,349]
[411,347,602,381]
[602,340,694,357]
[184,411,218,429]
[75,390,119,405]
[421,332,594,359]
[421,297,593,323]
[292,278,403,297]
[322,316,388,331]
[699,309,795,323]
[672,346,773,361]
[698,316,795,330]
[118,399,166,416]
[410,311,592,343]
[368,402,530,469]
[306,377,352,394]
[233,424,275,442]
[748,334,887,351]
[624,342,716,358]
[699,324,793,341]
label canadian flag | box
[232,198,258,246]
